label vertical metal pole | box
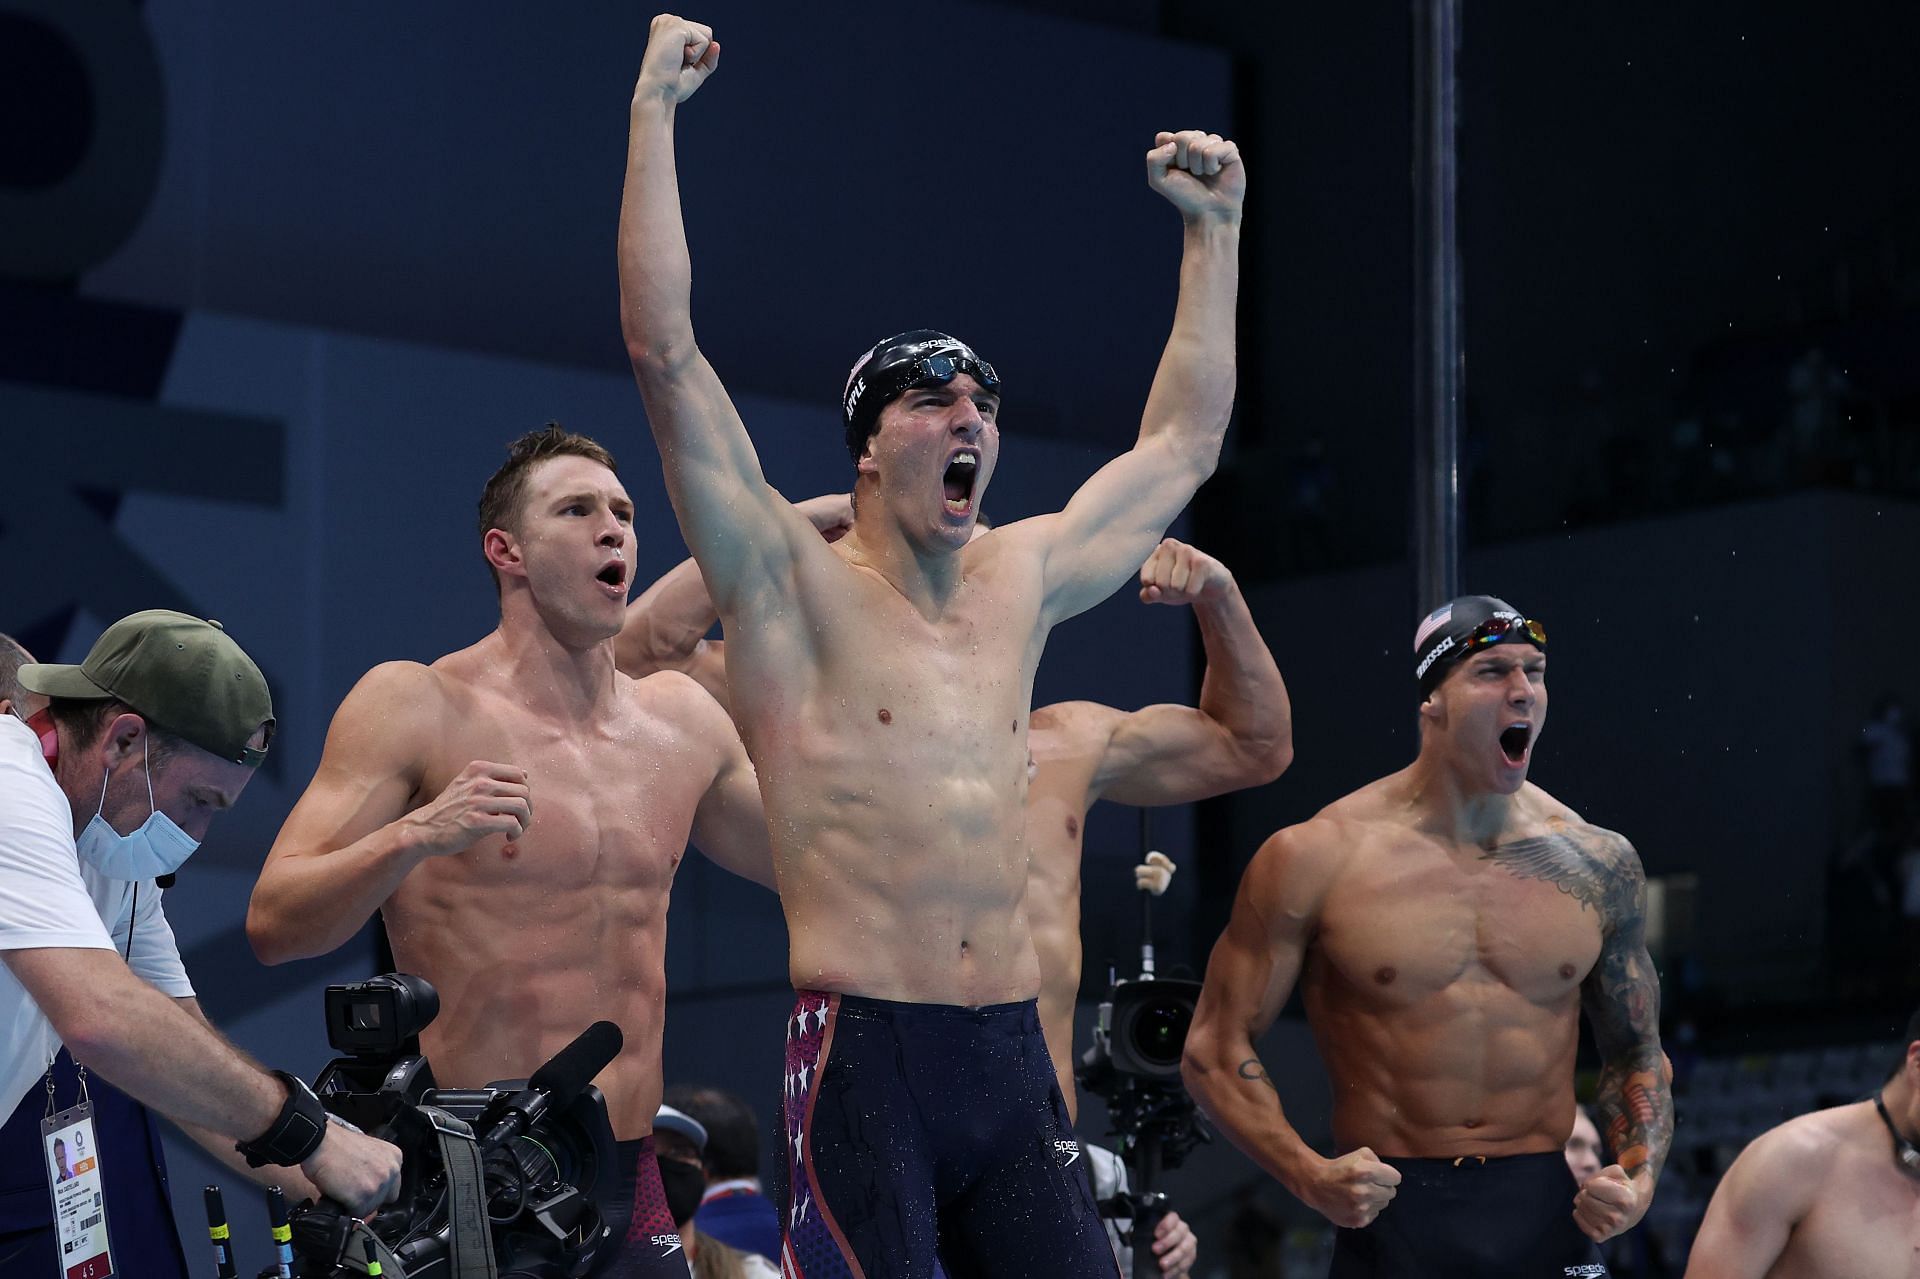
[1412,0,1463,615]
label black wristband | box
[236,1070,329,1168]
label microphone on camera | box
[483,1020,624,1148]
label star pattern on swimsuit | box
[785,1062,814,1100]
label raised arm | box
[1093,539,1291,806]
[1038,131,1243,625]
[615,492,854,705]
[247,663,530,964]
[683,678,776,891]
[619,14,817,616]
[1575,831,1674,1242]
[1681,1122,1825,1278]
[615,554,729,704]
[1182,825,1400,1228]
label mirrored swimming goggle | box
[1415,614,1548,682]
[1462,614,1547,653]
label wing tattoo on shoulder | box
[1479,829,1634,916]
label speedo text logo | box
[1563,1266,1608,1277]
[652,1234,684,1257]
[1053,1139,1081,1166]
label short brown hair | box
[477,424,619,588]
[47,697,186,768]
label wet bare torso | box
[729,532,1048,1007]
[382,649,729,1139]
[1023,704,1112,1110]
[1301,780,1606,1159]
[1754,1105,1920,1279]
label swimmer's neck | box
[483,606,620,719]
[839,516,966,612]
[1398,753,1522,846]
[1883,1070,1920,1141]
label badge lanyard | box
[41,1061,114,1279]
[37,882,142,1278]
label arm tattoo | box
[1237,1058,1279,1092]
[1485,826,1673,1183]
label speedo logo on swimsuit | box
[1563,1266,1608,1277]
[652,1234,685,1257]
[1053,1138,1081,1166]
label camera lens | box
[1128,998,1192,1069]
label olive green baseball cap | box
[18,610,275,767]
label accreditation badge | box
[41,1100,114,1279]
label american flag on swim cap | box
[1413,602,1455,653]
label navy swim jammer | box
[1328,1151,1609,1279]
[778,991,1118,1279]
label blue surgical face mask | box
[75,735,199,880]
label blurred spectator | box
[1564,1105,1604,1185]
[1085,1144,1198,1276]
[1566,1103,1678,1278]
[665,1085,779,1265]
[655,1104,776,1279]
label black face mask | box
[657,1156,706,1226]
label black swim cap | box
[1413,595,1546,697]
[841,330,1001,463]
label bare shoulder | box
[1745,1105,1852,1170]
[623,665,721,716]
[622,666,737,744]
[1720,1105,1856,1208]
[1243,815,1347,925]
[334,660,452,731]
[964,516,1052,580]
[1475,790,1645,922]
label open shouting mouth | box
[594,557,629,598]
[942,449,980,516]
[1499,722,1533,766]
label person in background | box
[655,1104,778,1279]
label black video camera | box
[1077,976,1208,1174]
[285,973,622,1279]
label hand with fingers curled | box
[1295,1146,1402,1229]
[1148,1208,1199,1276]
[1572,1163,1648,1242]
[1146,129,1245,221]
[797,492,855,543]
[1134,851,1177,896]
[636,13,721,105]
[405,760,533,857]
[301,1122,403,1218]
[1138,537,1233,607]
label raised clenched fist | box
[407,761,532,857]
[1146,130,1245,221]
[636,14,721,105]
[1138,537,1232,606]
[1572,1163,1647,1242]
[1298,1146,1402,1229]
